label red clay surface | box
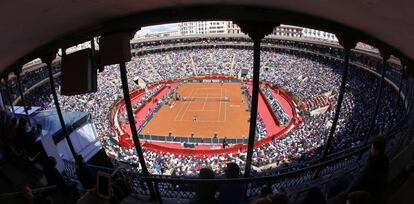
[141,82,250,138]
[115,80,299,153]
[120,83,179,135]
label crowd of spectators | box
[262,86,291,125]
[102,47,399,175]
[131,84,165,113]
[0,109,383,203]
[2,39,403,177]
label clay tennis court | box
[140,82,250,138]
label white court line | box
[224,88,227,122]
[217,87,222,122]
[189,109,217,112]
[174,85,233,123]
[174,88,195,121]
[174,94,188,121]
[202,94,208,110]
[197,88,222,90]
[179,119,228,123]
[179,88,198,121]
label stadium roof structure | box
[0,1,413,74]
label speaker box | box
[61,48,97,96]
[99,32,132,66]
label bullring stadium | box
[1,2,414,204]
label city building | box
[302,27,338,41]
[179,21,242,35]
[272,25,303,38]
[135,29,180,39]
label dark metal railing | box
[135,146,366,202]
[314,37,356,179]
[59,112,413,202]
[0,21,411,204]
[0,185,58,201]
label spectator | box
[352,136,389,203]
[11,38,401,178]
[193,167,218,204]
[346,191,374,204]
[250,191,290,204]
[22,185,53,204]
[44,156,80,203]
[76,185,110,204]
[217,162,245,204]
[251,197,271,204]
[301,187,327,204]
[44,156,66,188]
[75,155,96,190]
[270,193,290,204]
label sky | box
[136,23,180,36]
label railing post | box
[0,85,4,111]
[118,62,156,198]
[41,52,80,166]
[153,181,163,204]
[14,68,31,123]
[312,36,356,179]
[393,61,405,118]
[363,50,390,146]
[403,62,413,113]
[235,21,277,177]
[406,76,414,113]
[3,76,15,114]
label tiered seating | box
[262,86,291,125]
